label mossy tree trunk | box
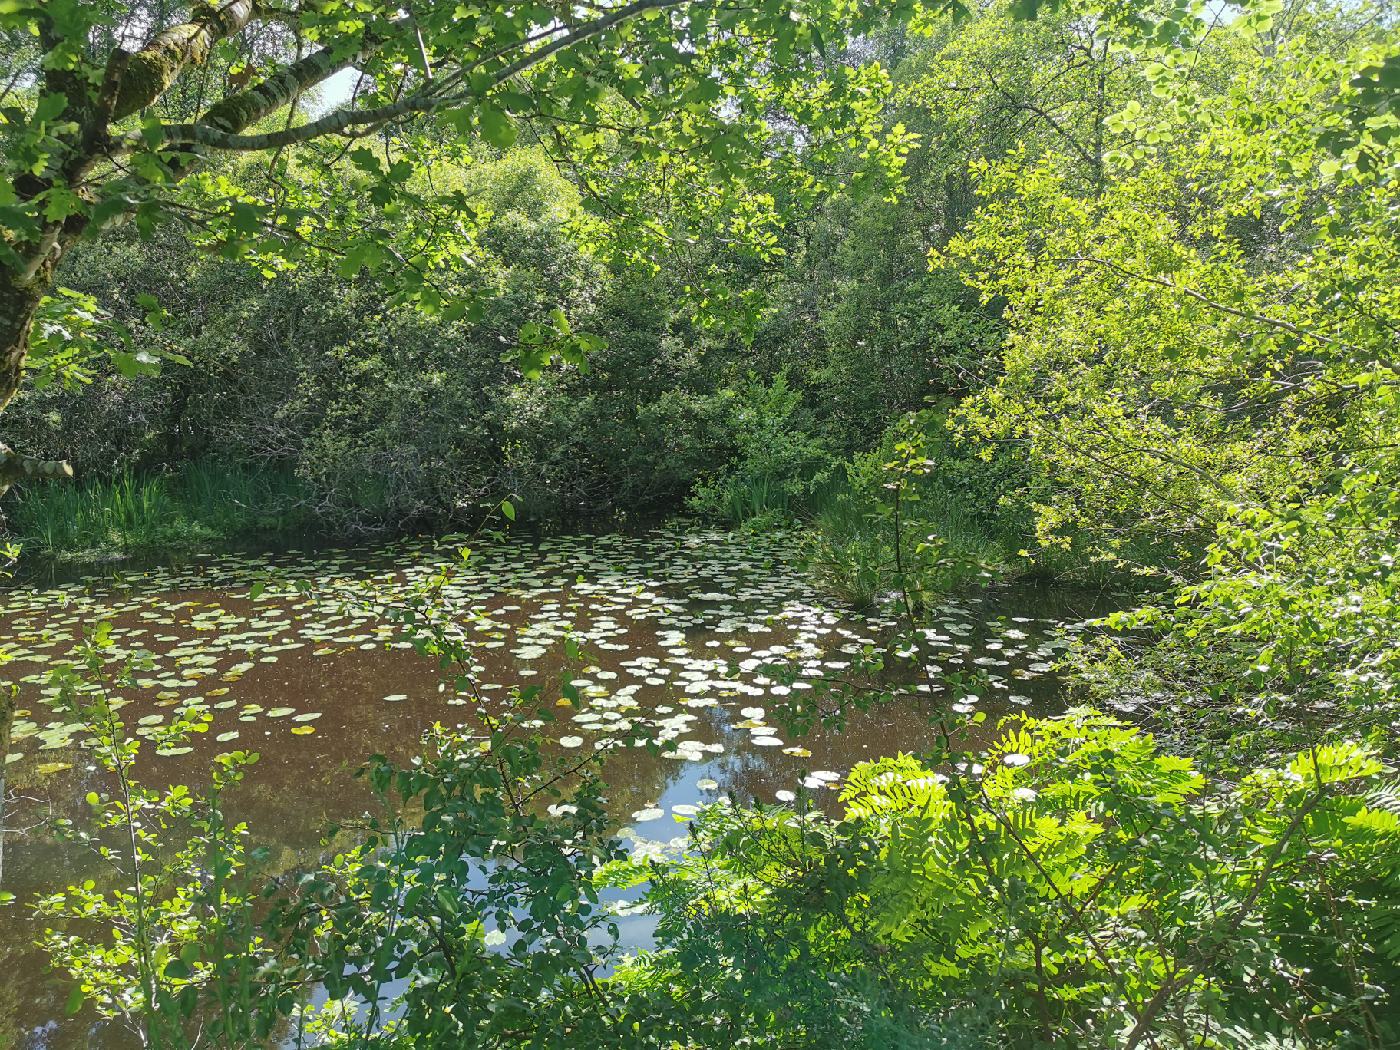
[0,0,364,479]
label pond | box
[0,527,1119,1048]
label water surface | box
[0,528,1115,1048]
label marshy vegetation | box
[5,462,313,559]
[0,0,1397,1048]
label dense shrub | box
[626,712,1400,1049]
[687,371,832,526]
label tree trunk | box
[0,248,75,493]
[0,264,49,416]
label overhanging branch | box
[152,0,691,152]
[0,444,73,496]
[110,0,258,121]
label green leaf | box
[110,350,160,377]
[140,115,164,149]
[33,91,66,123]
[479,103,517,149]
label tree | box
[0,0,931,488]
[934,0,1400,753]
[1,0,1335,496]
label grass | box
[723,475,791,525]
[802,476,1027,610]
[802,471,1169,611]
[687,473,800,528]
[801,489,891,610]
[5,461,317,560]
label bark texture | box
[0,283,40,417]
[110,0,258,121]
[0,0,266,431]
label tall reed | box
[5,462,314,558]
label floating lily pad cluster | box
[0,531,1089,807]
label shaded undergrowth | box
[793,414,1164,611]
[4,461,316,561]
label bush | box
[802,410,1038,606]
[626,711,1400,1049]
[499,275,731,524]
[687,371,831,525]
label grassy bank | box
[798,477,1029,609]
[801,482,1163,611]
[4,462,317,561]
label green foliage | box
[688,372,831,526]
[497,272,732,524]
[941,11,1397,556]
[9,148,841,535]
[23,583,656,1048]
[34,624,266,1046]
[1073,421,1400,757]
[36,614,1398,1049]
[7,2,1400,1047]
[22,531,1400,1049]
[802,482,892,610]
[25,286,186,392]
[1,0,926,428]
[933,2,1400,752]
[803,411,1040,607]
[7,461,311,559]
[634,711,1400,1048]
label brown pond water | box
[0,528,1122,1048]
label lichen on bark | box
[110,0,257,121]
